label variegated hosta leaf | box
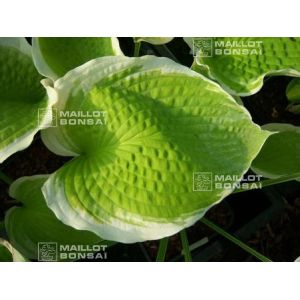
[32,37,123,80]
[5,175,104,260]
[252,123,300,179]
[0,238,27,262]
[0,38,55,163]
[133,37,174,45]
[41,55,270,243]
[185,37,300,96]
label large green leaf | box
[0,238,27,262]
[5,175,106,260]
[41,55,270,243]
[134,37,174,45]
[185,37,300,96]
[252,123,300,179]
[0,38,55,163]
[32,37,123,80]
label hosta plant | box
[40,55,270,242]
[1,37,300,261]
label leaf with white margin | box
[32,37,123,80]
[252,123,300,179]
[134,37,174,45]
[41,55,271,243]
[0,238,27,262]
[0,38,55,163]
[5,175,107,260]
[184,37,300,96]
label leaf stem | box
[180,230,192,262]
[0,170,13,185]
[156,237,169,262]
[134,42,141,57]
[233,172,300,194]
[200,217,272,262]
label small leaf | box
[185,37,300,96]
[287,104,300,114]
[5,175,107,260]
[0,38,55,163]
[134,37,174,45]
[0,238,27,262]
[41,55,270,243]
[252,123,300,179]
[286,78,300,103]
[32,37,123,80]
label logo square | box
[38,108,57,128]
[193,38,213,57]
[38,242,58,262]
[193,172,213,191]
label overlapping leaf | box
[0,38,55,163]
[286,78,300,103]
[32,37,123,80]
[0,238,27,262]
[134,37,174,45]
[185,37,300,96]
[252,123,300,179]
[5,175,105,260]
[41,55,270,243]
[286,78,300,114]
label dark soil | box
[210,187,300,262]
[248,194,300,262]
[243,76,300,126]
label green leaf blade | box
[252,123,300,179]
[32,37,123,79]
[187,37,300,96]
[0,38,54,163]
[41,56,270,243]
[286,78,300,103]
[5,175,107,260]
[0,238,27,262]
